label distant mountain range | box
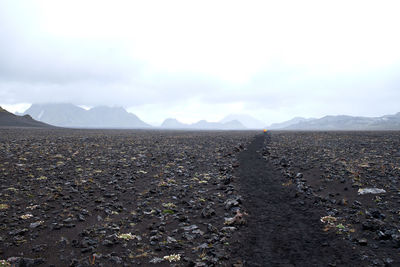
[268,117,315,130]
[160,114,265,130]
[220,114,265,129]
[4,103,400,130]
[161,118,246,130]
[0,106,51,127]
[267,113,400,130]
[21,103,249,130]
[23,103,150,128]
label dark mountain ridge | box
[0,106,52,127]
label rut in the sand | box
[235,134,360,267]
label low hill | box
[0,106,52,127]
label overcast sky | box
[1,0,400,125]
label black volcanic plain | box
[0,129,399,266]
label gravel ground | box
[1,129,399,267]
[239,131,400,267]
[0,128,254,266]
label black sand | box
[234,134,360,266]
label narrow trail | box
[235,134,360,267]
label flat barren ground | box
[1,129,400,267]
[0,129,254,266]
[233,131,400,267]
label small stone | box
[183,225,198,231]
[81,246,94,253]
[221,227,236,232]
[110,256,122,264]
[102,239,114,247]
[9,228,28,236]
[30,221,43,228]
[167,236,177,243]
[384,258,394,265]
[358,238,368,246]
[149,257,163,264]
[358,188,386,195]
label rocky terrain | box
[258,131,400,266]
[1,129,400,266]
[0,129,254,266]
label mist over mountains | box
[220,114,265,129]
[161,118,245,130]
[23,103,150,128]
[268,117,315,130]
[1,103,399,130]
[267,113,400,130]
[21,103,248,129]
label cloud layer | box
[1,0,400,124]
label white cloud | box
[0,103,31,114]
[0,0,400,124]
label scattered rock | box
[358,188,386,195]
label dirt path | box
[235,134,361,267]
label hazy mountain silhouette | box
[192,119,245,130]
[85,106,149,128]
[161,118,246,130]
[21,103,400,130]
[269,113,400,130]
[0,106,52,127]
[23,103,150,128]
[220,114,265,129]
[268,117,315,129]
[161,118,188,129]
